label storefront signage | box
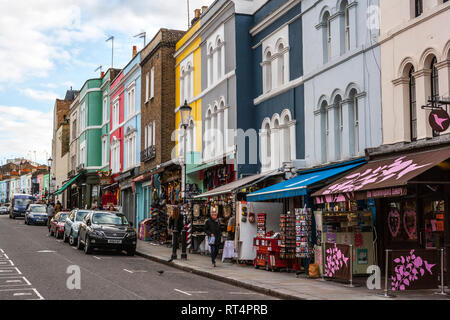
[367,187,406,199]
[324,243,351,281]
[429,109,450,132]
[390,249,439,291]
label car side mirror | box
[129,221,133,227]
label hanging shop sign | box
[324,243,351,281]
[390,249,439,291]
[429,109,450,132]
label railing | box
[141,145,156,163]
[77,163,85,172]
[68,169,76,178]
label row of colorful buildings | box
[0,159,50,203]
[49,0,450,256]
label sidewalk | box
[136,240,450,300]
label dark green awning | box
[53,173,81,196]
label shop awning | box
[312,147,450,202]
[193,170,280,199]
[53,173,81,196]
[247,161,365,202]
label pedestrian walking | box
[47,202,55,232]
[168,206,183,262]
[54,201,62,215]
[204,209,221,267]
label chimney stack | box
[101,71,105,78]
[201,6,208,13]
[132,45,138,58]
[194,9,201,18]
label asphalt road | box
[0,215,274,300]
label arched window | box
[333,95,343,160]
[282,113,291,163]
[278,43,285,86]
[187,119,195,157]
[339,1,350,54]
[217,39,222,79]
[205,108,212,160]
[260,121,272,171]
[209,47,214,86]
[431,57,439,137]
[322,11,331,63]
[212,105,218,157]
[408,67,417,141]
[348,89,359,155]
[273,118,281,169]
[320,101,329,163]
[264,51,272,92]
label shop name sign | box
[429,109,450,132]
[366,187,405,199]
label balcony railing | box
[141,145,156,163]
[77,163,85,172]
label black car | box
[77,211,137,256]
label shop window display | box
[387,200,418,242]
[424,200,445,249]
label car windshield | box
[15,199,31,207]
[92,213,128,226]
[59,214,69,222]
[75,211,89,222]
[31,206,46,213]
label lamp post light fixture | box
[179,100,192,260]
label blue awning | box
[247,160,366,202]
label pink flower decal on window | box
[324,243,349,277]
[391,250,436,291]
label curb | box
[136,249,302,300]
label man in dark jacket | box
[168,208,184,261]
[204,210,221,267]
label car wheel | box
[84,236,92,254]
[126,248,136,256]
[69,232,76,246]
[76,236,83,250]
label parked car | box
[77,211,137,256]
[50,212,70,239]
[24,204,48,225]
[0,206,9,215]
[9,194,34,219]
[63,210,91,246]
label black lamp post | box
[179,100,192,260]
[47,157,53,202]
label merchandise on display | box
[295,208,313,259]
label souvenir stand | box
[313,200,377,275]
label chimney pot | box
[101,71,105,78]
[194,9,201,18]
[201,6,208,13]
[132,45,138,58]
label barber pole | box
[186,221,192,250]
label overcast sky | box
[0,0,214,165]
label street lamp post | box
[179,101,192,260]
[47,157,53,203]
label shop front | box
[245,159,367,273]
[192,171,281,258]
[313,145,450,281]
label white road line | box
[174,288,192,296]
[0,260,14,267]
[32,288,45,300]
[123,269,133,273]
[187,291,209,294]
[13,292,32,296]
[0,249,4,253]
[93,256,101,260]
[37,250,56,253]
[22,277,32,286]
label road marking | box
[32,288,45,300]
[174,288,192,296]
[93,256,101,260]
[0,260,14,267]
[229,292,262,295]
[0,249,4,253]
[0,267,21,275]
[13,292,32,296]
[187,291,209,294]
[37,250,56,253]
[123,269,134,273]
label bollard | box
[345,245,358,288]
[434,248,449,296]
[378,249,395,298]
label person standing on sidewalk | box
[168,206,183,262]
[47,201,55,232]
[204,209,221,267]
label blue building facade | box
[246,0,305,174]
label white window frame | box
[102,97,108,125]
[80,102,86,132]
[145,72,149,102]
[150,67,155,99]
[80,140,86,166]
[112,98,119,129]
[102,136,108,166]
[127,86,135,118]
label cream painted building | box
[380,0,450,145]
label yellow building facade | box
[175,20,202,160]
